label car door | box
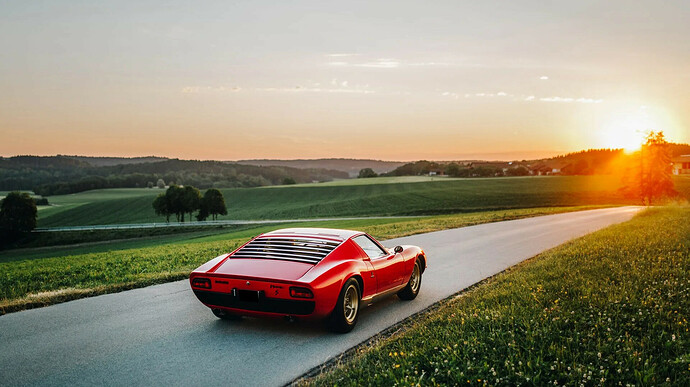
[352,235,404,293]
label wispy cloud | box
[182,80,374,95]
[539,96,603,103]
[355,59,401,68]
[181,86,241,93]
[325,56,542,70]
[460,92,513,99]
[327,56,452,69]
[254,86,374,94]
[409,62,451,66]
[441,91,603,104]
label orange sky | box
[1,1,688,161]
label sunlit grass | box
[303,206,690,386]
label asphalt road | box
[0,206,641,386]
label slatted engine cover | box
[230,236,341,265]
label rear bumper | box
[193,289,316,316]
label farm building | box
[672,155,690,175]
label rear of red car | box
[189,233,349,319]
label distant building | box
[549,162,572,175]
[528,161,570,175]
[528,163,551,176]
[672,155,690,175]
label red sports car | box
[190,228,426,332]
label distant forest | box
[2,142,687,195]
[238,158,405,177]
[0,156,349,195]
[385,143,690,177]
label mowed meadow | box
[37,175,690,227]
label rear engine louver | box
[231,237,341,265]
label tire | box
[398,259,422,300]
[328,278,360,333]
[212,308,242,321]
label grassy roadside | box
[0,205,608,314]
[5,224,254,251]
[301,206,689,386]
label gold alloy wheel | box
[343,284,359,324]
[409,261,421,293]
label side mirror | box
[394,246,403,254]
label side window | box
[352,235,387,259]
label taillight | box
[289,286,313,299]
[192,277,212,289]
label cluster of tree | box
[34,173,158,196]
[620,131,677,205]
[386,160,444,176]
[0,156,91,191]
[0,192,37,247]
[239,158,406,177]
[549,149,626,175]
[65,155,166,167]
[387,160,529,178]
[152,186,227,222]
[0,157,349,195]
[445,164,489,177]
[446,163,530,177]
[668,143,690,157]
[358,168,378,178]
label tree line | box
[152,185,228,222]
[0,157,349,195]
[384,160,530,178]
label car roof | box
[261,227,363,241]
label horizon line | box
[1,148,629,163]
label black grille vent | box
[231,237,341,264]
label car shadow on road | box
[202,293,406,337]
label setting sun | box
[597,106,674,152]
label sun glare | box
[597,106,669,152]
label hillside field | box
[35,176,690,227]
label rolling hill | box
[237,158,406,177]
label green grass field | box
[36,176,676,227]
[269,175,461,187]
[0,206,605,314]
[36,188,162,222]
[304,206,690,386]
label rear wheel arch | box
[328,277,361,333]
[417,253,427,273]
[348,274,364,297]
